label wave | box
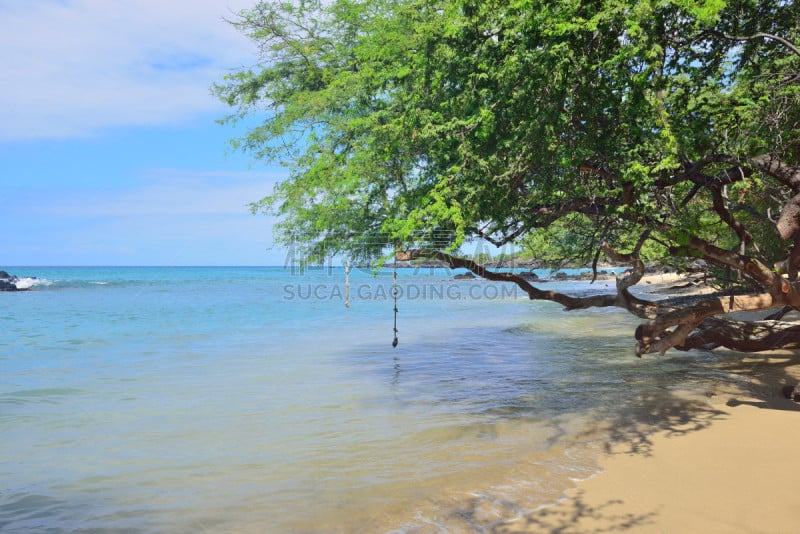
[2,277,116,291]
[10,277,53,290]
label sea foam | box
[13,277,52,289]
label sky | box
[0,0,291,266]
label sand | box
[498,391,800,533]
[497,272,800,533]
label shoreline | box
[7,267,799,532]
[497,272,800,532]
[499,387,800,533]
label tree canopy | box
[215,0,800,355]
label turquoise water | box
[1,266,748,532]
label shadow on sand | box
[493,491,658,533]
[492,349,800,533]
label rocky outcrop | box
[0,271,30,291]
[484,258,544,269]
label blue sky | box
[0,0,289,266]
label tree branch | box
[658,222,780,290]
[707,30,800,60]
[748,154,800,193]
[395,248,650,312]
[709,185,753,246]
[635,292,779,355]
[776,192,800,241]
[678,316,800,352]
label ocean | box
[1,266,752,532]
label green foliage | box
[520,214,667,268]
[520,214,598,268]
[215,0,800,276]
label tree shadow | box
[492,491,658,533]
[726,396,800,410]
[713,349,800,412]
[436,491,657,533]
[488,351,800,533]
[590,392,729,457]
[355,330,800,532]
[579,348,800,457]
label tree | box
[214,0,800,355]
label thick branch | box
[776,192,800,241]
[662,154,800,193]
[398,248,800,356]
[749,154,800,192]
[678,317,800,352]
[656,155,753,189]
[790,234,800,282]
[709,186,752,246]
[660,222,780,290]
[396,248,646,312]
[635,280,800,355]
[600,241,644,289]
[635,292,779,355]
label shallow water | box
[1,266,755,532]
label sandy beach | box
[499,273,800,533]
[500,387,800,533]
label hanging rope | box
[344,259,350,308]
[392,249,399,348]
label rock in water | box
[0,271,27,291]
[0,280,16,291]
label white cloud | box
[29,167,283,217]
[1,166,286,265]
[0,0,257,141]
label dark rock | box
[783,385,800,403]
[553,272,568,280]
[685,259,707,273]
[454,272,476,280]
[0,279,19,291]
[485,258,543,269]
[0,271,28,291]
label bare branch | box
[395,248,651,313]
